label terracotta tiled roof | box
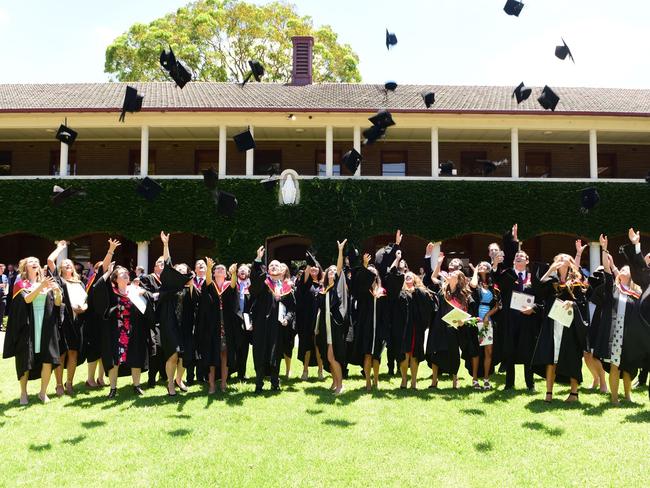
[1,82,649,115]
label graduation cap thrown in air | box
[159,47,192,89]
[385,29,398,49]
[216,190,238,217]
[439,161,455,176]
[260,166,280,190]
[580,187,600,213]
[538,85,560,111]
[423,91,435,108]
[51,185,86,206]
[55,123,78,146]
[202,167,219,190]
[512,82,532,104]
[555,38,575,63]
[341,149,362,174]
[369,110,395,129]
[477,158,509,176]
[136,177,162,202]
[161,263,193,290]
[305,250,321,269]
[362,125,386,145]
[503,0,524,16]
[241,60,265,87]
[234,128,255,152]
[119,86,144,122]
[384,81,397,92]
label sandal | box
[482,380,492,390]
[544,391,553,403]
[428,381,438,389]
[565,392,579,403]
[472,380,481,390]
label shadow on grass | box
[461,408,486,416]
[624,410,650,423]
[474,441,493,452]
[322,418,356,428]
[80,420,106,429]
[62,434,86,445]
[169,414,191,419]
[522,421,564,437]
[28,442,52,452]
[306,408,323,415]
[168,428,192,437]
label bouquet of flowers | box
[464,317,480,328]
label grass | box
[0,332,649,487]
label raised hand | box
[256,246,265,260]
[362,253,371,268]
[41,276,56,290]
[512,223,518,242]
[599,234,608,251]
[628,227,640,245]
[395,229,403,245]
[108,238,121,252]
[469,263,477,274]
[56,240,67,250]
[229,263,238,277]
[437,252,445,265]
[160,231,170,245]
[337,239,348,251]
[206,257,215,271]
[575,239,587,254]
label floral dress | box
[477,286,494,347]
[116,294,132,365]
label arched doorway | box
[521,233,590,266]
[266,234,312,271]
[0,233,54,267]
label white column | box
[245,126,254,176]
[140,125,149,176]
[510,128,519,179]
[137,241,150,274]
[431,127,439,178]
[218,125,227,177]
[589,242,601,273]
[353,126,361,176]
[325,125,334,177]
[59,142,69,177]
[589,129,598,180]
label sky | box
[1,0,649,88]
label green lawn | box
[0,332,648,487]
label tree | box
[104,0,361,83]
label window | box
[254,150,282,176]
[129,150,156,175]
[597,153,617,177]
[49,150,77,175]
[381,151,407,176]
[460,151,488,176]
[524,152,552,177]
[0,151,11,175]
[315,149,342,176]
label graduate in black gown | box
[531,253,589,403]
[185,259,207,385]
[139,256,166,388]
[376,230,402,375]
[47,241,89,396]
[296,263,324,380]
[197,257,239,394]
[426,270,473,389]
[351,253,389,391]
[249,246,297,393]
[315,240,348,395]
[278,263,297,378]
[94,262,155,399]
[2,257,62,404]
[385,249,437,390]
[233,264,252,381]
[591,235,645,404]
[83,261,107,388]
[157,232,195,396]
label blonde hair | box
[59,258,81,283]
[615,266,642,295]
[19,257,44,283]
[403,271,433,296]
[441,270,471,308]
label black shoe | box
[107,388,117,399]
[387,369,394,376]
[527,386,536,393]
[503,384,515,391]
[271,384,281,391]
[255,385,263,394]
[185,379,195,387]
[133,385,144,396]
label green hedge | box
[3,178,649,263]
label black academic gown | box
[296,277,320,367]
[2,285,61,380]
[158,262,195,363]
[426,292,464,375]
[53,268,87,362]
[531,278,589,383]
[249,261,296,380]
[384,268,437,364]
[95,275,154,376]
[197,280,239,369]
[350,266,388,365]
[84,273,103,363]
[315,273,347,372]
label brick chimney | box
[291,36,314,86]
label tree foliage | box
[104,0,361,83]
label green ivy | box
[3,178,648,263]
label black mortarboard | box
[384,81,397,92]
[260,166,280,190]
[341,149,362,174]
[305,250,321,269]
[580,187,600,212]
[645,171,650,183]
[423,91,435,108]
[55,124,78,145]
[233,128,256,152]
[51,185,85,206]
[538,85,560,111]
[385,29,397,49]
[160,47,192,89]
[160,263,193,290]
[503,0,524,16]
[202,167,219,190]
[346,243,360,265]
[439,161,455,176]
[216,190,238,216]
[119,86,144,122]
[555,38,575,63]
[242,60,265,86]
[368,110,395,129]
[136,177,162,202]
[512,82,532,104]
[362,125,386,145]
[478,158,508,176]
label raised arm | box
[574,239,588,269]
[205,257,214,287]
[101,239,121,275]
[47,241,67,273]
[161,231,170,263]
[600,235,610,275]
[229,263,238,289]
[336,239,347,276]
[469,263,479,289]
